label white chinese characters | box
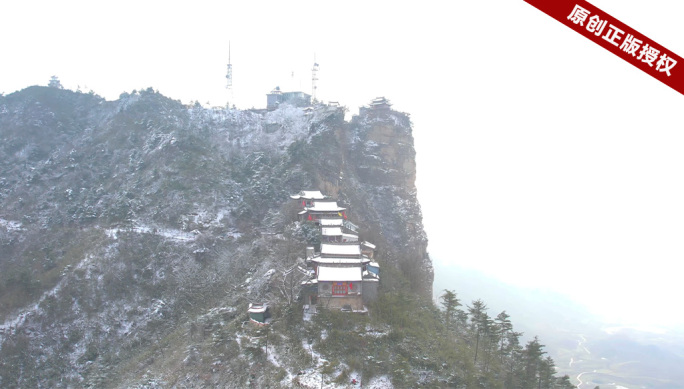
[602,24,624,46]
[567,5,591,26]
[655,54,677,76]
[619,34,642,56]
[586,15,607,36]
[637,44,660,66]
[567,3,677,76]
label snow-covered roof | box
[342,233,358,241]
[307,201,345,212]
[370,97,391,106]
[363,270,380,281]
[311,256,369,264]
[344,220,359,232]
[320,218,344,226]
[321,243,360,256]
[248,303,268,313]
[317,266,362,282]
[361,241,376,249]
[290,190,326,200]
[321,228,357,241]
[321,227,343,236]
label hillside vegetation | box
[0,85,570,388]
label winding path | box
[574,334,593,388]
[576,372,586,388]
[578,334,590,354]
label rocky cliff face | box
[346,112,432,297]
[287,106,432,298]
[0,86,431,388]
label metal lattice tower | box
[226,42,233,107]
[311,54,319,104]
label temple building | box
[358,96,392,116]
[247,303,271,325]
[361,241,376,259]
[298,200,347,222]
[321,226,358,243]
[319,218,358,234]
[293,191,380,312]
[290,190,327,207]
[316,266,364,310]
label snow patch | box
[0,218,24,232]
[263,269,276,279]
[303,304,316,321]
[104,223,197,242]
[362,325,388,338]
[367,375,393,388]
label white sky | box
[2,1,683,328]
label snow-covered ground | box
[0,218,24,232]
[366,375,393,388]
[292,338,394,388]
[264,338,296,385]
[303,304,316,321]
[105,223,197,242]
[362,324,389,338]
[0,257,70,341]
[293,370,393,389]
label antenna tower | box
[226,41,233,107]
[312,54,319,104]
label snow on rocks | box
[291,369,394,389]
[0,218,24,232]
[104,223,197,242]
[263,269,276,279]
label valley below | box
[432,261,684,389]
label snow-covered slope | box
[0,86,431,388]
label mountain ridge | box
[1,85,574,388]
[0,86,435,387]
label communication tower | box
[311,55,319,104]
[226,41,233,107]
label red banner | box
[524,0,684,96]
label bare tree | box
[274,261,309,305]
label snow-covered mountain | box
[0,86,432,387]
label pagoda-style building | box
[290,190,327,207]
[297,200,347,222]
[358,96,392,116]
[321,226,358,243]
[293,191,380,312]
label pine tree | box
[556,375,576,389]
[502,331,524,388]
[495,311,513,361]
[467,299,488,363]
[439,289,461,331]
[538,356,555,389]
[522,336,546,389]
